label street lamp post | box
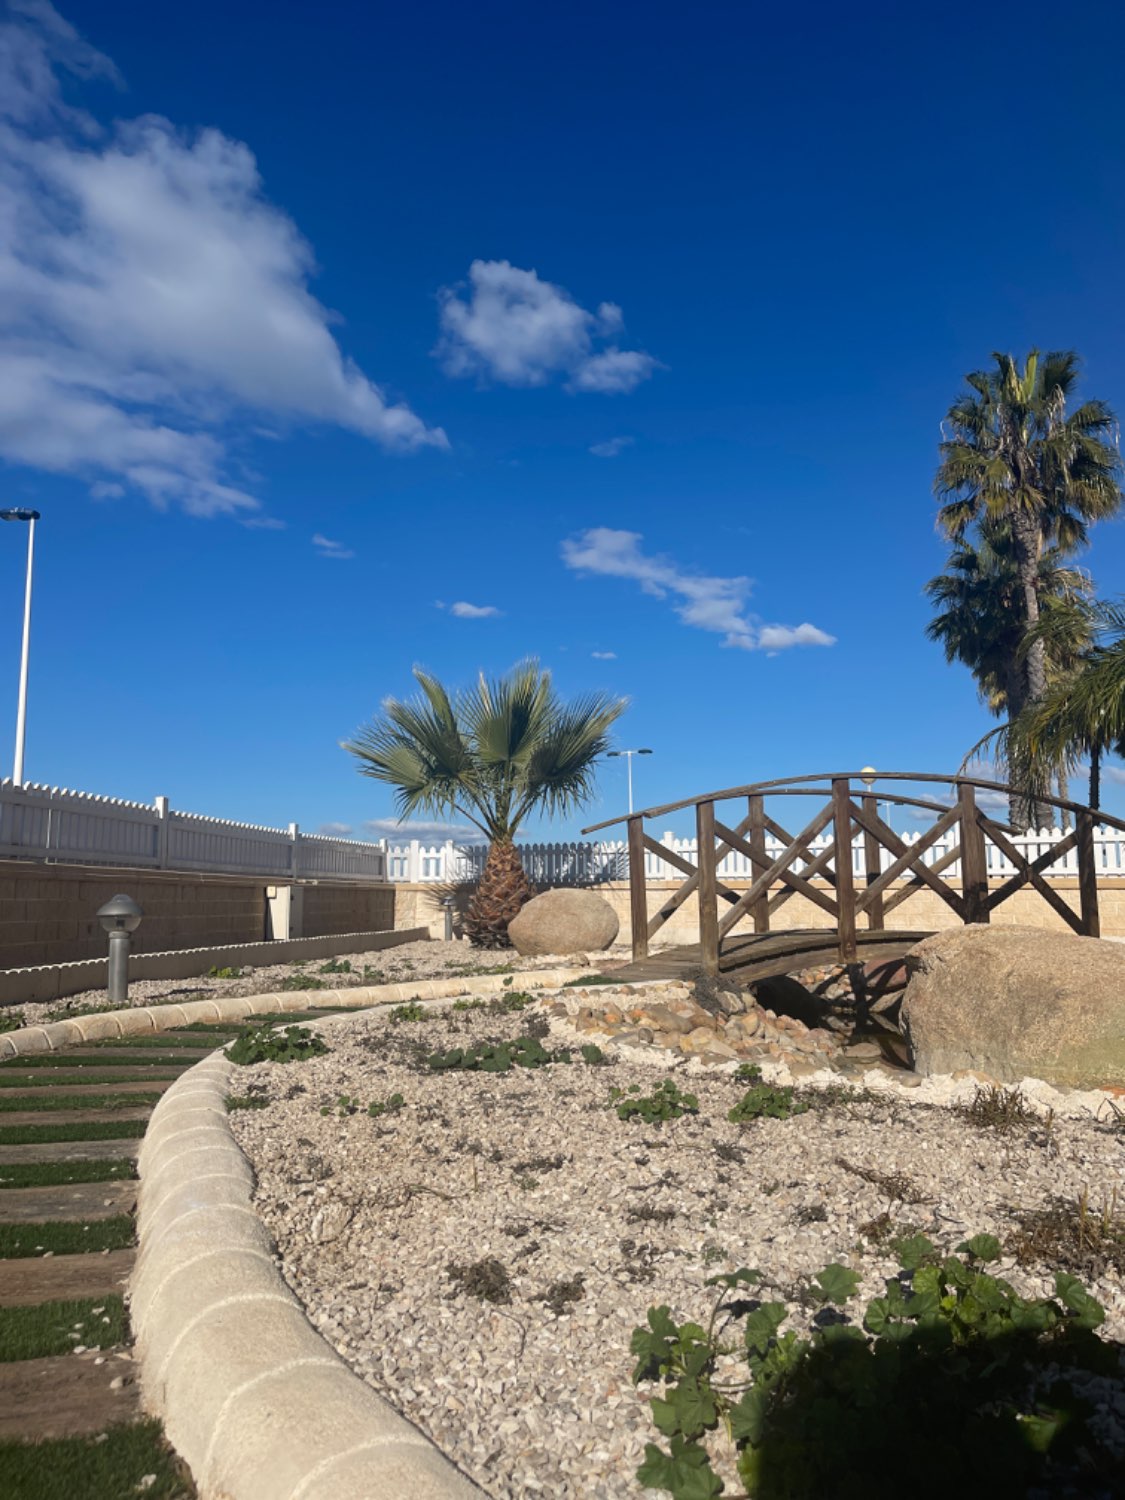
[860,765,891,828]
[1,509,40,787]
[607,747,653,815]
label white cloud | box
[589,435,634,458]
[591,650,617,659]
[0,5,446,520]
[1103,764,1125,786]
[436,260,659,394]
[316,821,353,837]
[312,532,354,560]
[89,479,123,499]
[439,600,501,619]
[561,527,836,652]
[365,817,485,843]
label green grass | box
[0,1295,127,1362]
[0,1092,162,1114]
[0,1120,148,1146]
[0,1159,136,1189]
[0,1216,135,1259]
[0,1053,196,1070]
[81,1033,231,1050]
[0,1420,194,1500]
[0,1071,181,1089]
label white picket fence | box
[383,825,1125,885]
[0,781,386,882]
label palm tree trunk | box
[1010,510,1048,828]
[463,838,536,948]
[1056,769,1071,831]
[1089,741,1102,812]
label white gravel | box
[228,988,1125,1499]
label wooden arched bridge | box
[581,771,1125,984]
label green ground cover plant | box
[43,1001,122,1023]
[611,1079,699,1125]
[0,1070,180,1089]
[0,1120,148,1146]
[428,1036,603,1072]
[0,1052,193,1069]
[320,1090,405,1117]
[0,1009,25,1033]
[225,1023,328,1066]
[280,973,327,991]
[318,958,352,974]
[206,966,244,979]
[0,1091,162,1113]
[0,1215,135,1258]
[0,1419,194,1500]
[727,1069,809,1123]
[226,1094,269,1112]
[631,1237,1121,1499]
[561,974,621,987]
[86,1034,231,1049]
[0,1294,127,1362]
[389,1002,427,1022]
[0,1158,135,1189]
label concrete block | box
[288,1438,482,1500]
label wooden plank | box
[766,834,839,914]
[645,809,757,940]
[0,1180,136,1224]
[0,1248,134,1308]
[982,821,1083,933]
[717,801,835,940]
[1077,810,1101,938]
[714,819,838,918]
[627,816,649,962]
[640,832,741,904]
[0,1138,140,1165]
[747,795,769,933]
[763,813,838,888]
[958,782,989,924]
[861,793,884,930]
[696,800,720,976]
[832,779,858,962]
[0,1353,142,1440]
[881,841,963,915]
[850,800,966,918]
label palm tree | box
[344,661,627,947]
[1011,598,1125,812]
[934,350,1121,823]
[925,525,1093,822]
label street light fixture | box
[860,765,890,828]
[607,747,653,815]
[96,894,143,1004]
[0,508,40,787]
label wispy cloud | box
[590,436,634,458]
[436,260,659,394]
[365,817,485,843]
[0,3,446,520]
[316,821,353,836]
[312,533,354,560]
[561,528,836,653]
[591,650,617,659]
[436,600,502,619]
[1103,764,1125,786]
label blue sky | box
[2,0,1124,843]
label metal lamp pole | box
[1,509,40,787]
[607,748,653,815]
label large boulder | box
[507,888,619,957]
[900,925,1125,1087]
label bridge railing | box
[582,771,1125,974]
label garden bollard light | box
[442,895,455,942]
[96,894,143,1004]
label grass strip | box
[0,1121,148,1146]
[0,1419,194,1500]
[0,1215,135,1259]
[0,1092,162,1114]
[0,1072,181,1089]
[0,1158,136,1189]
[0,1294,127,1362]
[0,1053,196,1070]
[81,1034,232,1050]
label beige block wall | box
[392,878,1125,945]
[301,883,396,938]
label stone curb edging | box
[131,1054,485,1500]
[0,968,590,1059]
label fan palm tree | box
[934,349,1121,824]
[344,661,627,947]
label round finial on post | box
[96,894,143,1004]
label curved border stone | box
[132,1051,485,1499]
[0,968,589,1059]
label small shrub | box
[611,1078,699,1125]
[451,998,486,1012]
[966,1083,1036,1132]
[447,1257,511,1304]
[280,973,327,992]
[488,990,534,1013]
[1008,1188,1125,1278]
[580,1043,606,1065]
[226,1094,269,1111]
[318,958,353,975]
[0,1010,25,1034]
[207,965,243,979]
[728,1079,809,1123]
[389,1002,427,1023]
[428,1036,562,1071]
[368,1091,404,1118]
[226,1023,329,1066]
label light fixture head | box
[96,893,143,934]
[0,508,40,523]
[860,765,877,789]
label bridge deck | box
[611,927,935,985]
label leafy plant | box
[226,1094,269,1112]
[611,1078,699,1125]
[318,958,353,975]
[427,1035,581,1072]
[0,1010,25,1034]
[727,1078,809,1123]
[389,1001,427,1022]
[489,989,534,1013]
[207,965,243,979]
[280,973,327,992]
[631,1241,1120,1500]
[367,1091,404,1118]
[226,1023,328,1066]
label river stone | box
[507,888,619,956]
[900,925,1125,1088]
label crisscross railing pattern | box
[582,772,1125,975]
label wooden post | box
[832,778,857,963]
[747,794,770,933]
[696,799,720,976]
[626,815,650,961]
[861,792,884,931]
[958,782,990,925]
[1076,809,1101,938]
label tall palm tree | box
[934,350,1121,823]
[925,525,1093,822]
[344,661,627,947]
